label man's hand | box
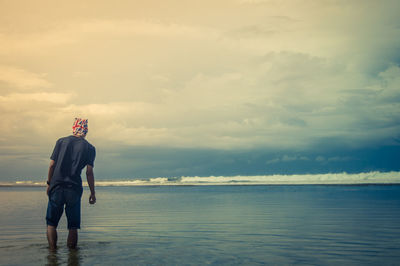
[46,185,50,196]
[89,193,96,204]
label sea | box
[1,175,400,265]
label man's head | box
[72,118,88,137]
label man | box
[46,118,96,250]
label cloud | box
[0,0,400,179]
[0,65,52,90]
[0,19,217,55]
[266,155,310,164]
[0,92,73,105]
[2,53,399,151]
[77,19,203,37]
[327,156,353,162]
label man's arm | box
[86,165,96,204]
[46,160,56,195]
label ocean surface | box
[1,185,400,265]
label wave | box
[1,171,400,187]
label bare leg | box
[67,229,78,249]
[47,225,57,250]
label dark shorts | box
[46,185,83,229]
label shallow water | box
[1,185,400,265]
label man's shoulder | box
[88,142,96,152]
[56,135,72,143]
[85,140,96,162]
[84,139,96,151]
[56,136,95,150]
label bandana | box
[72,118,88,137]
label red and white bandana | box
[72,118,88,137]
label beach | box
[1,185,400,265]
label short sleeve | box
[50,139,61,162]
[87,145,96,167]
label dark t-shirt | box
[49,135,96,193]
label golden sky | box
[1,0,400,179]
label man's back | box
[49,135,96,193]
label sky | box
[0,0,399,181]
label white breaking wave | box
[2,171,400,187]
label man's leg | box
[65,187,82,249]
[47,225,58,250]
[67,229,78,249]
[46,187,63,250]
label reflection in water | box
[46,247,81,266]
[67,248,81,266]
[46,249,58,266]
